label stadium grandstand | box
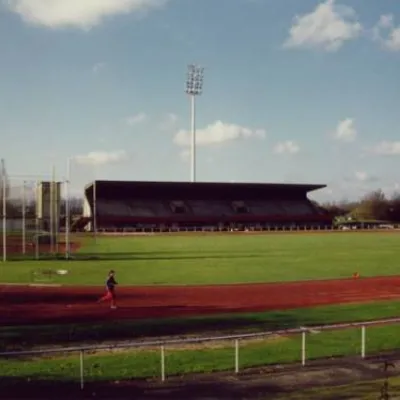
[73,180,332,232]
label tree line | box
[320,190,400,223]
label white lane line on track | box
[28,284,62,288]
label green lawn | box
[1,232,399,286]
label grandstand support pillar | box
[190,94,196,183]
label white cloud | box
[74,150,127,166]
[165,112,178,125]
[354,171,371,182]
[126,112,147,126]
[333,118,357,142]
[342,171,378,184]
[173,120,266,147]
[179,149,190,162]
[371,141,400,156]
[159,113,179,130]
[5,0,167,29]
[92,62,105,73]
[283,0,362,51]
[372,14,400,51]
[273,140,300,155]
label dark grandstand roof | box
[86,180,325,191]
[84,180,326,200]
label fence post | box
[80,350,85,390]
[161,345,165,382]
[301,330,306,366]
[235,339,239,374]
[361,325,366,359]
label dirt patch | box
[1,275,400,326]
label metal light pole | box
[1,159,6,262]
[93,179,97,242]
[185,64,204,183]
[65,158,71,259]
[22,181,26,255]
[50,165,56,255]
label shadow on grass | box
[7,250,265,262]
[0,310,303,350]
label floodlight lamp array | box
[185,64,204,96]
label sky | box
[1,0,400,202]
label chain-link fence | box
[0,159,70,261]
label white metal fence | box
[1,317,399,389]
[95,225,400,234]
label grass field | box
[2,231,400,397]
[1,232,399,285]
[1,301,400,384]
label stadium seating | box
[186,200,234,216]
[97,200,132,216]
[280,200,314,216]
[128,200,168,217]
[82,180,333,231]
[246,200,285,215]
[169,201,187,214]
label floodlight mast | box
[185,64,204,183]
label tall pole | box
[190,95,196,182]
[54,165,59,254]
[35,212,39,260]
[1,159,6,262]
[22,181,26,255]
[65,158,70,259]
[185,64,204,183]
[93,180,97,243]
[50,166,54,254]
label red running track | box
[0,276,399,326]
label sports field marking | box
[28,283,62,288]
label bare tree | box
[351,189,389,221]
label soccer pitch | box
[0,231,399,286]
